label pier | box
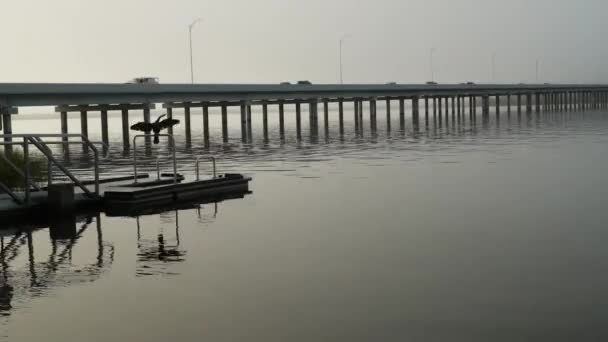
[1,83,608,149]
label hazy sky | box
[1,0,607,84]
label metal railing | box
[195,157,216,181]
[133,134,177,184]
[0,134,106,204]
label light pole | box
[429,48,436,82]
[189,18,202,84]
[491,52,496,83]
[339,34,351,84]
[535,59,540,83]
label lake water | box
[2,106,608,341]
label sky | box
[0,0,607,85]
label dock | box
[0,133,252,221]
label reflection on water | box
[0,215,114,318]
[136,212,186,277]
[0,199,229,319]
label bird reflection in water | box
[0,215,115,318]
[136,210,186,277]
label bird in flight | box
[131,114,180,144]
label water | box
[2,107,608,341]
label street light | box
[491,52,496,83]
[188,18,202,84]
[429,48,436,82]
[339,34,351,84]
[535,59,540,83]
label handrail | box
[132,134,177,184]
[0,133,101,204]
[195,156,216,181]
[27,137,98,199]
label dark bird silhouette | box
[131,114,180,144]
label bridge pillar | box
[432,97,437,119]
[385,98,391,132]
[354,99,360,132]
[495,95,500,116]
[202,103,210,146]
[279,101,285,140]
[184,103,192,146]
[263,102,269,142]
[481,95,490,118]
[516,94,522,115]
[60,110,69,144]
[323,99,329,135]
[535,93,541,113]
[121,108,129,150]
[399,98,405,130]
[166,107,174,136]
[444,97,449,125]
[456,96,461,118]
[0,107,16,154]
[526,93,532,113]
[424,97,429,125]
[296,102,302,140]
[412,97,420,129]
[80,110,89,152]
[507,94,511,115]
[143,105,152,147]
[451,96,456,120]
[309,100,318,137]
[247,104,253,141]
[100,108,109,146]
[221,103,228,143]
[338,99,344,135]
[239,101,247,142]
[369,99,377,132]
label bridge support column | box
[263,102,269,142]
[338,99,344,135]
[323,99,329,135]
[444,97,449,125]
[526,93,532,113]
[80,110,89,151]
[60,111,69,144]
[423,97,429,126]
[517,94,522,116]
[412,97,420,129]
[481,95,490,119]
[143,105,152,147]
[221,103,228,143]
[437,97,443,126]
[507,94,511,115]
[354,100,360,132]
[184,103,192,145]
[121,108,129,150]
[246,104,252,141]
[239,101,247,142]
[385,98,391,132]
[296,102,302,140]
[451,96,456,120]
[370,99,377,132]
[279,102,285,140]
[165,107,174,136]
[309,100,318,137]
[535,93,541,113]
[100,108,109,146]
[202,103,210,146]
[495,95,500,116]
[0,107,16,154]
[399,98,405,130]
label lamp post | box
[339,34,351,84]
[535,59,540,83]
[429,48,436,82]
[491,52,496,83]
[188,18,202,84]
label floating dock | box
[0,173,251,221]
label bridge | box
[1,82,607,149]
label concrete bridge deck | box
[1,82,607,149]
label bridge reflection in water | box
[0,195,231,318]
